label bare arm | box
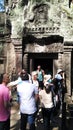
[4,100,12,109]
[35,94,39,102]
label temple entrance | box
[27,53,58,76]
[34,58,53,75]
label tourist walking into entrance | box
[0,73,11,130]
[36,65,44,90]
[17,71,39,130]
[39,82,54,130]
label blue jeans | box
[21,112,36,130]
[0,118,10,130]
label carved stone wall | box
[12,38,22,72]
[24,42,63,53]
[0,0,73,95]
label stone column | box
[53,59,58,77]
[63,50,72,95]
[23,54,28,71]
[53,53,63,76]
[29,58,33,74]
[58,52,64,69]
[8,0,12,7]
[12,38,22,73]
[53,52,64,78]
[16,52,22,72]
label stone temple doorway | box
[34,58,53,75]
[27,53,58,76]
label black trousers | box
[42,107,54,130]
[39,81,44,89]
[0,118,10,130]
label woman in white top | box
[31,71,39,89]
[39,82,54,130]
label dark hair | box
[0,74,3,83]
[20,73,29,80]
[45,84,51,94]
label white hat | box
[57,69,63,74]
[44,74,51,81]
[32,71,37,76]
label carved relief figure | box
[33,4,49,25]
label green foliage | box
[61,4,73,19]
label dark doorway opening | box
[34,58,53,75]
[28,53,58,75]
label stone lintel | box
[24,43,63,53]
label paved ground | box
[10,101,62,130]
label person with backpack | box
[55,69,65,110]
[39,82,54,130]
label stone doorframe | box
[26,53,58,76]
[22,35,64,75]
[23,52,63,75]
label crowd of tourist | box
[0,65,66,130]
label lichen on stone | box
[9,0,24,38]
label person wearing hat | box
[54,69,65,110]
[39,82,54,130]
[55,69,64,80]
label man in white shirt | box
[17,72,39,130]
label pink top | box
[0,84,10,121]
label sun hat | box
[32,71,37,76]
[44,74,51,81]
[57,69,63,74]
